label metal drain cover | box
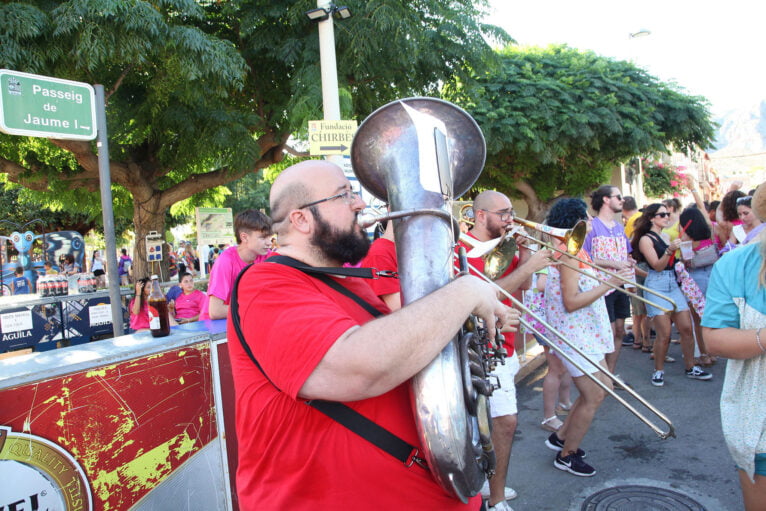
[582,485,706,510]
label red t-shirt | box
[457,231,519,355]
[227,261,480,510]
[360,237,401,299]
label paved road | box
[504,340,742,510]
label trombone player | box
[458,190,552,511]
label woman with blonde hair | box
[703,182,766,510]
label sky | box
[487,0,766,118]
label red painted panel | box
[0,342,217,510]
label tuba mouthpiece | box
[357,213,380,229]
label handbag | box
[674,262,705,315]
[689,243,718,269]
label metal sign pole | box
[94,85,124,337]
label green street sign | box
[0,69,97,140]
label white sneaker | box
[488,500,514,511]
[480,480,518,500]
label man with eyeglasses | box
[583,185,634,378]
[458,190,552,511]
[227,160,517,509]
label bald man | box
[458,190,552,511]
[227,160,518,509]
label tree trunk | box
[515,180,548,222]
[131,194,167,282]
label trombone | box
[358,209,675,439]
[459,205,677,313]
[454,250,676,440]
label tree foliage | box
[443,45,715,219]
[0,0,510,276]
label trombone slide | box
[457,259,676,440]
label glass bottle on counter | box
[147,275,170,337]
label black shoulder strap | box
[230,263,280,391]
[229,258,424,469]
[268,255,384,318]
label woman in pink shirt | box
[170,272,206,324]
[129,277,151,332]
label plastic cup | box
[680,241,694,260]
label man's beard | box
[310,206,371,265]
[486,218,508,240]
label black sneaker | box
[554,452,596,477]
[651,370,664,387]
[545,432,586,458]
[685,366,713,380]
[621,332,634,346]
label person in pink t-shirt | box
[200,209,272,320]
[170,272,207,324]
[129,277,151,332]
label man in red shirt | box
[228,160,517,510]
[361,216,401,311]
[458,190,552,511]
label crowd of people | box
[518,179,765,511]
[116,158,766,510]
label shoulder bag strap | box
[229,258,424,468]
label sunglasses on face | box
[654,212,670,218]
[610,194,623,200]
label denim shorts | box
[688,265,713,296]
[644,270,689,318]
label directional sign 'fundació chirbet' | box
[0,70,97,141]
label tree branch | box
[157,131,290,209]
[49,139,132,183]
[106,66,133,102]
[284,144,309,157]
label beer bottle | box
[147,275,171,337]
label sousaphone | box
[351,97,492,502]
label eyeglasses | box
[654,212,670,218]
[610,194,623,200]
[299,189,360,209]
[736,196,752,206]
[478,208,513,222]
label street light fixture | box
[305,4,351,22]
[304,2,352,125]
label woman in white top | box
[91,250,106,288]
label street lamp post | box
[306,3,352,170]
[306,1,351,123]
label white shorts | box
[488,354,520,418]
[554,350,605,379]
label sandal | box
[697,354,715,366]
[642,346,653,353]
[650,354,675,363]
[541,416,563,432]
[632,341,643,349]
[555,402,572,416]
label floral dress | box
[544,250,613,360]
